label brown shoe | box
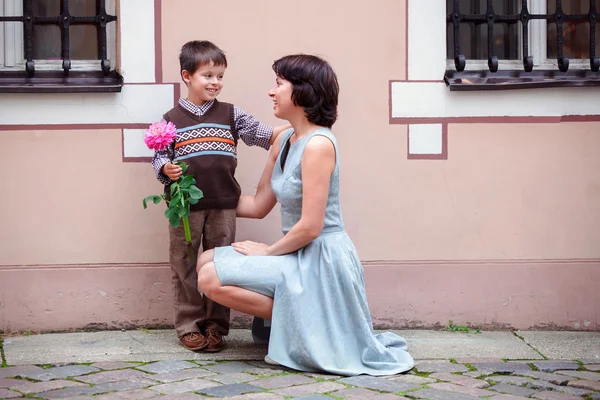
[203,328,225,352]
[180,332,208,351]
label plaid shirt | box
[151,98,273,184]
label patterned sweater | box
[152,99,271,210]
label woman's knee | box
[196,249,215,275]
[197,262,219,296]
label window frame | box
[444,0,600,90]
[0,0,121,93]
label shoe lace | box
[186,332,201,341]
[206,328,220,341]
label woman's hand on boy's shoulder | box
[270,123,292,144]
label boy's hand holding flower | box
[162,162,183,181]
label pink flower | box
[144,120,177,151]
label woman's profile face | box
[268,76,294,120]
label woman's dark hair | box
[272,54,339,128]
[179,40,227,76]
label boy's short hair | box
[272,54,339,128]
[179,40,227,76]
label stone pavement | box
[0,329,599,399]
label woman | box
[197,54,414,376]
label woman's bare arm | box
[235,132,284,219]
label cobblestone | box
[488,382,537,397]
[556,370,600,380]
[0,388,23,399]
[429,372,489,388]
[338,375,421,392]
[197,383,263,397]
[8,379,85,394]
[586,364,600,371]
[513,370,572,385]
[0,355,598,399]
[148,378,220,394]
[136,361,198,374]
[532,391,585,400]
[272,381,346,397]
[531,361,580,372]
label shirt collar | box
[178,98,214,116]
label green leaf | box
[176,161,188,174]
[143,195,163,209]
[188,186,204,200]
[176,205,187,218]
[179,175,194,189]
[170,183,178,196]
[165,208,180,228]
[171,192,183,206]
[188,197,199,205]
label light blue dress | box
[214,128,414,376]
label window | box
[445,0,600,90]
[0,0,121,93]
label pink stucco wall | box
[1,0,599,332]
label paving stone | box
[471,362,532,373]
[428,382,497,397]
[151,368,216,383]
[92,361,141,371]
[253,374,315,389]
[208,372,260,384]
[488,383,537,397]
[387,374,435,384]
[567,379,600,391]
[333,387,411,399]
[273,381,346,397]
[487,396,530,400]
[556,370,600,380]
[513,370,572,385]
[0,388,23,398]
[204,361,255,374]
[532,361,580,372]
[429,372,489,388]
[527,379,594,395]
[0,378,27,388]
[454,357,504,364]
[151,394,202,400]
[408,388,479,399]
[304,372,342,380]
[198,383,262,397]
[148,378,219,394]
[77,368,157,384]
[136,360,198,374]
[462,371,492,378]
[585,364,600,371]
[292,396,331,400]
[589,394,600,400]
[38,386,109,399]
[94,389,157,399]
[9,379,85,394]
[532,391,585,400]
[225,393,285,400]
[338,375,421,392]
[16,365,100,382]
[243,367,285,377]
[0,366,44,379]
[414,361,468,373]
[485,375,532,386]
[95,377,158,391]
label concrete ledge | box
[3,329,547,366]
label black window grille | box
[447,0,599,73]
[0,0,117,77]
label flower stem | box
[182,216,194,261]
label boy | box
[151,40,288,352]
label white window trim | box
[446,0,592,71]
[0,0,116,72]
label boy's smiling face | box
[182,61,226,105]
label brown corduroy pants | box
[169,209,236,338]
